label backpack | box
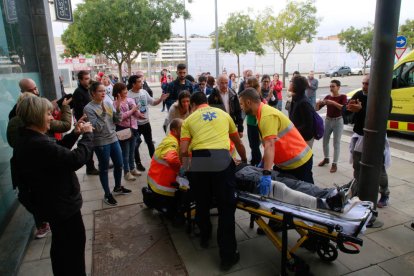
[312,110,324,140]
[292,97,324,140]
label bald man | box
[8,78,40,120]
[208,74,244,137]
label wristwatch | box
[262,170,271,176]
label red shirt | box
[323,94,347,118]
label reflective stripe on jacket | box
[257,103,312,170]
[147,133,180,197]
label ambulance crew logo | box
[202,112,217,121]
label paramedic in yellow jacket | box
[147,118,183,218]
[239,88,314,196]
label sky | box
[52,0,412,38]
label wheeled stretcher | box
[236,191,374,275]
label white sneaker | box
[124,172,136,181]
[130,169,142,176]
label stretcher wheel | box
[316,242,338,262]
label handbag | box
[116,128,132,141]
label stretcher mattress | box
[237,192,373,236]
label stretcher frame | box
[236,191,374,275]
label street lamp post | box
[215,0,219,78]
[183,0,188,68]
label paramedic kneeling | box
[147,118,184,221]
[180,92,247,271]
[239,87,314,195]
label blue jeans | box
[276,100,283,111]
[323,117,344,164]
[307,95,316,109]
[247,124,262,166]
[118,128,138,173]
[94,141,123,196]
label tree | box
[257,0,319,87]
[399,19,414,49]
[61,0,188,78]
[338,25,374,74]
[212,12,264,78]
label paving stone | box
[344,265,390,276]
[22,238,47,262]
[81,189,105,202]
[379,252,414,276]
[40,236,52,259]
[337,236,396,271]
[18,258,53,276]
[367,225,414,256]
[389,200,414,217]
[82,213,94,231]
[388,184,414,202]
[81,200,102,215]
[226,262,278,276]
[370,206,412,231]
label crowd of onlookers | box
[7,62,392,274]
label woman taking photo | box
[112,82,144,181]
[84,82,131,206]
[163,90,191,132]
[13,96,93,275]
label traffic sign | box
[396,36,407,48]
[395,48,406,60]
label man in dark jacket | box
[208,74,244,136]
[165,64,194,110]
[72,70,99,175]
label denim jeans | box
[94,141,123,196]
[276,100,283,111]
[247,124,262,166]
[118,128,138,173]
[307,95,316,109]
[323,117,344,164]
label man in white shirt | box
[127,75,169,159]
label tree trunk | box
[282,58,287,88]
[118,63,123,83]
[127,59,132,76]
[237,54,240,79]
[363,59,367,75]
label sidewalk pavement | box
[18,89,414,276]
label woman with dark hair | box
[261,74,278,109]
[271,73,283,111]
[228,73,238,91]
[84,82,132,206]
[288,75,315,148]
[13,96,93,275]
[163,90,191,132]
[112,82,144,181]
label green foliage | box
[399,19,414,49]
[212,12,264,77]
[61,0,187,77]
[338,25,374,63]
[257,0,319,85]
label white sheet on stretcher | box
[240,193,374,236]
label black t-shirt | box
[350,90,368,135]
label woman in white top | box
[163,90,191,132]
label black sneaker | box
[136,163,146,172]
[326,190,345,212]
[113,186,132,195]
[104,194,117,206]
[220,251,240,271]
[86,168,99,175]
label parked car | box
[351,65,371,75]
[325,66,352,77]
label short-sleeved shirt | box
[257,104,291,140]
[128,89,155,125]
[181,104,237,151]
[323,94,347,118]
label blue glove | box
[259,175,271,196]
[256,160,264,168]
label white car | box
[351,65,371,75]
